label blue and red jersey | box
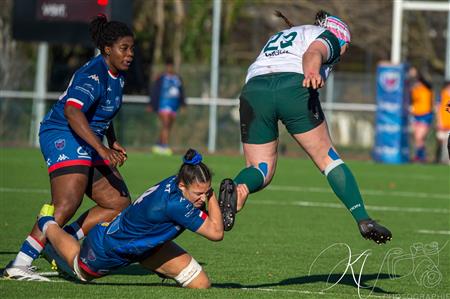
[40,55,125,138]
[79,175,208,274]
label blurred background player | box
[435,81,450,164]
[3,15,134,281]
[36,149,223,288]
[408,66,434,163]
[148,58,186,156]
[219,10,392,244]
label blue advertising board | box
[373,63,409,163]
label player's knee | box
[186,273,211,289]
[174,257,207,288]
[53,201,80,225]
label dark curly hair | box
[89,14,134,54]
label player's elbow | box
[208,229,224,241]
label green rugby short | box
[239,72,324,144]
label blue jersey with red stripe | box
[100,175,207,262]
[40,55,125,137]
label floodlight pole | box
[30,42,49,147]
[208,0,221,153]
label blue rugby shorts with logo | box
[39,129,109,177]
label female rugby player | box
[219,11,392,245]
[4,15,134,280]
[37,149,223,288]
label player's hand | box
[303,73,324,89]
[110,141,127,166]
[98,146,126,168]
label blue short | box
[413,113,433,125]
[39,129,109,175]
[78,223,129,277]
[158,99,180,115]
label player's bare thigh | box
[139,241,210,288]
[291,121,336,172]
[50,173,89,224]
[87,165,131,210]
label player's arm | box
[195,192,224,241]
[302,40,329,89]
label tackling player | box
[36,149,223,288]
[4,15,134,280]
[219,10,392,244]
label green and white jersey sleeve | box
[245,25,341,83]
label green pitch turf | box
[0,148,449,298]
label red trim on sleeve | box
[199,211,208,220]
[65,101,83,110]
[48,160,92,174]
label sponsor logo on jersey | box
[264,49,289,57]
[119,77,124,88]
[54,139,65,150]
[57,154,69,162]
[107,86,112,92]
[46,158,52,166]
[88,74,100,83]
[77,146,90,157]
[379,71,400,93]
[185,207,196,218]
[74,86,95,100]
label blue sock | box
[416,147,426,161]
[13,236,44,266]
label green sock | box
[325,162,370,222]
[234,166,265,193]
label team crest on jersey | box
[54,139,65,150]
[88,74,100,83]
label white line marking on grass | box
[251,200,449,214]
[267,185,449,200]
[0,187,50,194]
[2,186,448,200]
[1,187,448,213]
[417,229,450,235]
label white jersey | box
[246,25,340,83]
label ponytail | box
[89,14,134,54]
[274,10,294,28]
[177,149,213,186]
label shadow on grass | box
[214,273,399,295]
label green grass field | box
[0,148,449,298]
